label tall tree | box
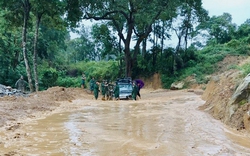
[65,0,206,77]
[91,23,119,60]
[195,13,236,46]
[235,19,250,40]
[0,0,34,91]
[21,0,33,92]
[0,10,23,85]
[172,2,208,52]
[31,0,65,92]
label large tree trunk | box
[142,38,147,57]
[33,14,42,92]
[123,20,133,77]
[161,20,165,57]
[133,36,147,74]
[22,0,33,92]
[118,37,123,76]
[124,47,132,77]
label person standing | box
[81,73,86,89]
[132,81,138,100]
[137,83,141,99]
[93,81,100,100]
[89,77,95,94]
[15,75,28,93]
[101,80,108,100]
[114,82,120,100]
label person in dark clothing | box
[137,83,141,99]
[15,75,28,93]
[90,77,95,94]
[132,81,138,100]
[114,83,120,100]
[81,73,86,89]
[93,81,100,100]
[101,80,108,100]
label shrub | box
[56,77,80,88]
[41,68,58,88]
[240,63,250,77]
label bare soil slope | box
[200,55,250,131]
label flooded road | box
[1,90,250,155]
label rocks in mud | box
[228,73,250,118]
[0,84,28,97]
[170,81,184,90]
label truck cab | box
[116,77,133,100]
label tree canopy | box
[64,0,207,77]
[0,0,250,91]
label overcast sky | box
[202,0,250,25]
[71,1,250,39]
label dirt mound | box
[141,73,162,89]
[216,55,246,74]
[33,86,75,102]
[0,87,91,127]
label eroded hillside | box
[200,55,250,131]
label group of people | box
[88,77,119,100]
[81,73,142,101]
[132,81,141,101]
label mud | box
[0,88,250,155]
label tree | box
[235,19,250,40]
[31,0,65,92]
[0,0,34,91]
[64,0,205,77]
[195,13,236,46]
[91,23,119,60]
[64,0,199,76]
[0,10,23,85]
[66,26,97,62]
[20,0,33,92]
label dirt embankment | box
[0,87,91,128]
[200,55,250,132]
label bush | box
[69,61,119,82]
[240,63,250,77]
[41,68,58,88]
[56,77,80,88]
[161,74,175,88]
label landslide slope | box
[200,55,250,131]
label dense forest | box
[1,0,250,92]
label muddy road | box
[1,89,250,155]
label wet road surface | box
[1,90,250,155]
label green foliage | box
[134,54,155,77]
[161,74,176,89]
[239,99,247,106]
[226,39,250,55]
[91,23,119,59]
[240,63,250,77]
[41,68,58,89]
[195,13,236,45]
[56,77,80,88]
[1,0,250,92]
[160,43,244,88]
[69,60,119,82]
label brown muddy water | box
[1,91,250,156]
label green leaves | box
[41,68,58,88]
